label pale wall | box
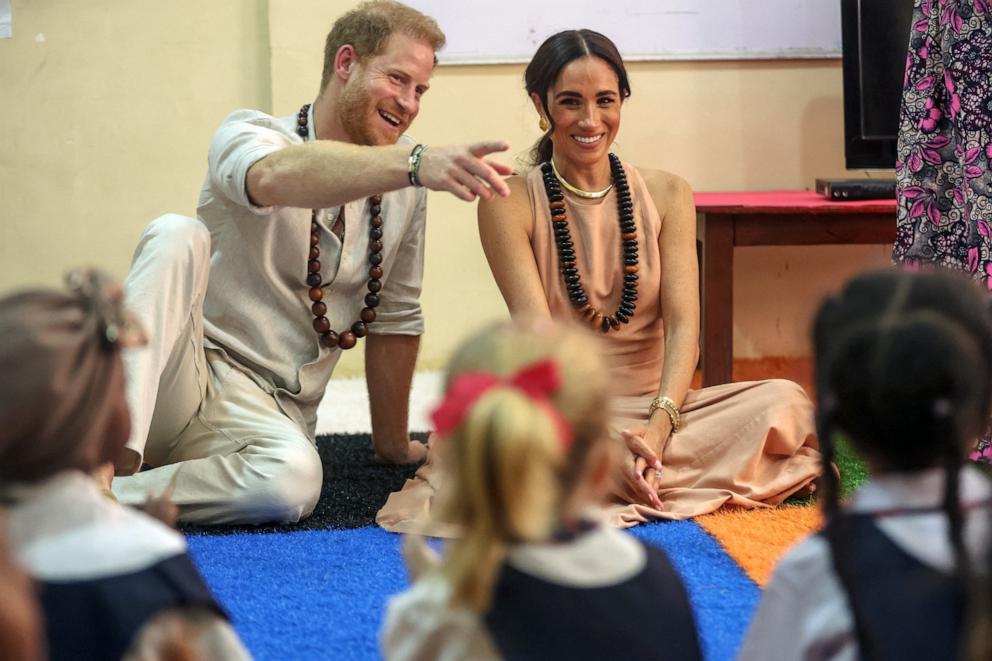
[1,1,891,378]
[0,0,271,286]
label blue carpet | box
[188,521,759,661]
[632,522,761,661]
[187,527,406,661]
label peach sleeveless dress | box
[376,163,821,532]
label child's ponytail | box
[441,386,567,611]
[428,323,610,612]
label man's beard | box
[337,78,392,146]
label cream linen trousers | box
[111,215,322,525]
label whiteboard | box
[406,0,841,64]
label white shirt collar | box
[850,465,991,513]
[5,471,187,581]
[847,466,991,573]
[506,513,646,588]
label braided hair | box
[812,269,992,660]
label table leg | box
[699,213,734,386]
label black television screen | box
[841,0,916,170]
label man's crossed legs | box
[112,215,321,525]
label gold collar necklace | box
[550,158,613,199]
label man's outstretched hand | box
[418,141,513,201]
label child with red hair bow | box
[381,321,701,661]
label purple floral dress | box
[895,0,992,463]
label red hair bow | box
[430,359,573,447]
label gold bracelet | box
[648,396,680,432]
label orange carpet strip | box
[696,505,822,586]
[693,358,824,586]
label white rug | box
[314,370,443,435]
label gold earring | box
[538,116,549,132]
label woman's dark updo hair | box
[812,268,992,660]
[524,29,631,166]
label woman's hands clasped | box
[618,419,672,510]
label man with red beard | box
[107,1,512,525]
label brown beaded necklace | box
[298,103,383,350]
[541,153,638,333]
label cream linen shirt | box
[197,105,427,437]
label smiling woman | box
[526,32,630,189]
[377,29,823,533]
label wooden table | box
[694,190,897,386]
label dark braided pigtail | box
[935,401,978,661]
[939,410,970,581]
[814,391,877,660]
[970,504,992,660]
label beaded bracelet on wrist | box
[540,153,638,334]
[408,144,427,187]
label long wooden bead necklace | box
[541,153,638,333]
[298,103,382,350]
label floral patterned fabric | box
[895,0,992,463]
